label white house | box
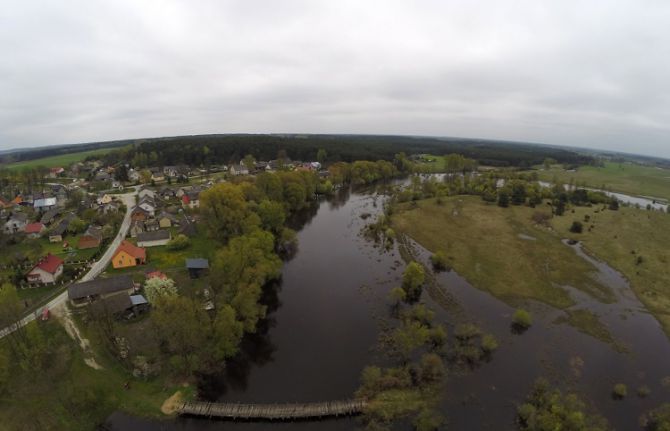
[136,230,171,247]
[4,212,27,234]
[26,254,64,285]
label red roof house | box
[26,254,64,284]
[24,222,46,237]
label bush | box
[612,383,627,399]
[512,309,533,329]
[166,234,190,251]
[637,385,651,398]
[429,251,449,271]
[481,334,499,353]
[569,221,583,234]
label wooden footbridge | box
[177,399,367,420]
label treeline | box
[96,134,594,168]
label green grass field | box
[2,148,114,171]
[537,162,670,201]
[392,196,614,310]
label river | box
[105,184,670,430]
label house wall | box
[27,265,63,284]
[137,238,170,247]
[113,250,138,268]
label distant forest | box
[96,134,593,168]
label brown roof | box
[114,240,146,260]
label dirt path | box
[161,390,183,415]
[52,302,103,370]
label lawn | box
[537,162,670,201]
[551,204,670,336]
[0,319,190,431]
[392,196,614,310]
[2,147,114,171]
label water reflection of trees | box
[197,280,283,400]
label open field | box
[392,196,614,310]
[551,205,670,335]
[537,162,670,201]
[1,148,113,171]
[0,320,189,431]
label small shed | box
[186,258,209,279]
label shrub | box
[512,309,533,329]
[569,221,583,234]
[429,251,449,271]
[613,383,627,399]
[481,334,499,353]
[638,385,651,398]
[166,234,190,251]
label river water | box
[105,185,670,430]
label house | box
[186,258,209,279]
[129,220,145,238]
[144,219,159,232]
[77,226,102,249]
[131,206,150,222]
[159,187,176,200]
[138,197,156,216]
[40,208,60,225]
[68,275,135,307]
[0,196,13,209]
[151,172,165,182]
[48,167,65,178]
[163,166,179,177]
[179,216,198,237]
[112,240,146,269]
[146,270,167,280]
[24,222,47,238]
[158,212,178,228]
[95,170,111,181]
[4,212,28,234]
[137,230,171,247]
[33,197,57,212]
[181,191,200,209]
[98,194,113,205]
[138,188,156,200]
[101,201,120,214]
[49,214,74,243]
[26,254,64,285]
[229,164,249,176]
[128,168,140,182]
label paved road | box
[0,190,137,339]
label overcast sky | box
[2,1,669,157]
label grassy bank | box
[392,196,614,310]
[0,320,188,431]
[537,162,670,201]
[551,205,670,335]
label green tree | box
[283,182,307,212]
[200,183,259,242]
[256,172,284,201]
[316,148,327,165]
[243,154,256,172]
[167,234,190,251]
[512,308,533,329]
[641,403,670,431]
[402,262,425,300]
[498,189,510,208]
[389,287,406,306]
[151,296,210,374]
[210,304,244,361]
[256,200,286,235]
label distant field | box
[2,148,112,171]
[537,162,670,201]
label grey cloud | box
[1,0,670,157]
